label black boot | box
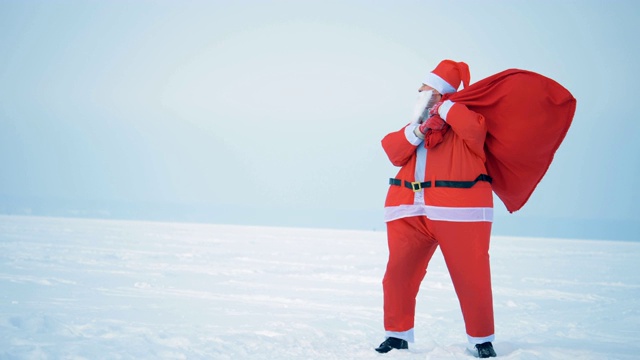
[375,337,408,353]
[475,342,496,358]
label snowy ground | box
[0,215,638,359]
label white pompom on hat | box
[423,60,471,94]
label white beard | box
[410,90,437,124]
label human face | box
[418,84,442,101]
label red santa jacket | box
[382,102,494,223]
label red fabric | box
[384,217,494,337]
[418,108,451,149]
[423,124,450,148]
[444,69,576,213]
[420,114,446,131]
[431,60,470,91]
[428,100,444,118]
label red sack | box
[445,69,577,213]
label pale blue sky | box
[1,0,639,239]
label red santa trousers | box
[383,215,494,342]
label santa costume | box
[379,60,576,353]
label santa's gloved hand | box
[418,115,446,133]
[428,101,444,118]
[413,124,426,139]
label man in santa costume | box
[375,60,575,358]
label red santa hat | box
[423,60,471,94]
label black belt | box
[389,174,492,192]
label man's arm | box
[381,124,422,166]
[436,100,487,159]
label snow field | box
[0,215,638,359]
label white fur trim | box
[424,73,456,94]
[384,205,493,223]
[467,333,495,345]
[413,143,427,204]
[385,328,415,343]
[439,100,455,121]
[404,124,424,146]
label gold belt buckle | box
[411,181,422,192]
